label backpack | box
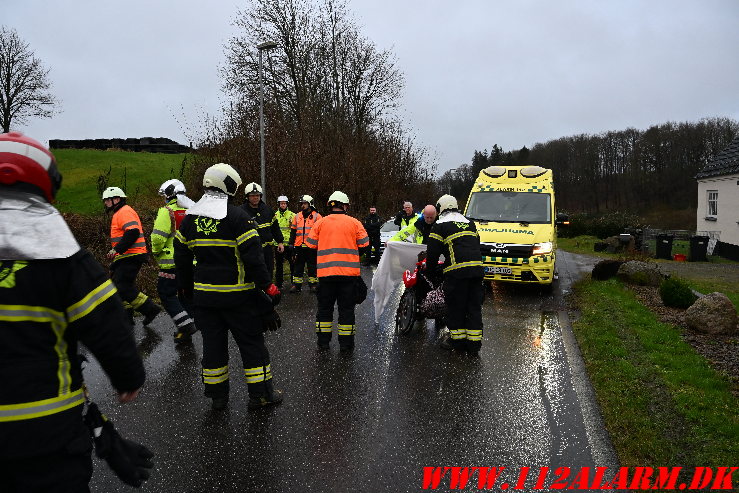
[164,205,186,232]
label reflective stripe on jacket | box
[426,218,484,278]
[306,212,369,277]
[0,250,145,458]
[291,210,322,247]
[109,205,147,260]
[173,204,272,307]
[151,199,185,269]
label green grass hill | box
[53,148,192,215]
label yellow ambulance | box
[464,165,559,288]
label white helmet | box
[203,163,242,196]
[244,182,263,196]
[436,194,458,214]
[277,195,288,202]
[327,191,350,207]
[158,179,186,199]
[102,186,126,200]
[299,194,314,206]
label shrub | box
[659,277,697,309]
[559,210,645,239]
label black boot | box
[140,299,163,326]
[248,381,284,410]
[174,321,197,344]
[211,396,229,410]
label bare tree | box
[0,26,59,133]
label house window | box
[707,190,718,217]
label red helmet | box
[0,132,61,202]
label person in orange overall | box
[306,191,369,352]
[102,186,162,326]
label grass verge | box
[571,278,739,466]
[53,148,192,215]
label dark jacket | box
[363,213,383,236]
[174,204,272,308]
[0,250,145,459]
[241,201,284,246]
[426,215,484,279]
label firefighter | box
[0,132,150,490]
[362,206,383,265]
[307,191,369,352]
[289,194,322,293]
[151,179,197,344]
[241,183,284,282]
[389,204,437,244]
[425,194,485,355]
[273,195,295,289]
[174,163,283,410]
[102,186,162,326]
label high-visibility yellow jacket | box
[273,208,295,245]
[306,212,369,277]
[151,198,186,270]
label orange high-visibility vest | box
[307,213,369,277]
[110,205,147,258]
[291,210,322,247]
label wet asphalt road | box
[84,251,617,492]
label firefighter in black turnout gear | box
[174,163,283,410]
[0,132,150,491]
[241,182,284,280]
[426,194,485,354]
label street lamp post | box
[257,40,278,199]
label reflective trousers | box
[293,246,317,286]
[157,273,194,331]
[315,278,356,349]
[194,304,272,399]
[442,276,484,352]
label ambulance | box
[464,165,560,288]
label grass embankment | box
[572,278,739,466]
[54,148,191,215]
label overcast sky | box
[5,0,739,172]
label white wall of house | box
[697,173,739,246]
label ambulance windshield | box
[466,191,551,223]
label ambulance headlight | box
[532,242,553,255]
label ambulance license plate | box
[485,266,512,275]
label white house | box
[696,135,739,260]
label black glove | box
[263,310,282,332]
[84,402,154,488]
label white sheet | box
[371,241,427,323]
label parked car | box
[379,219,400,251]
